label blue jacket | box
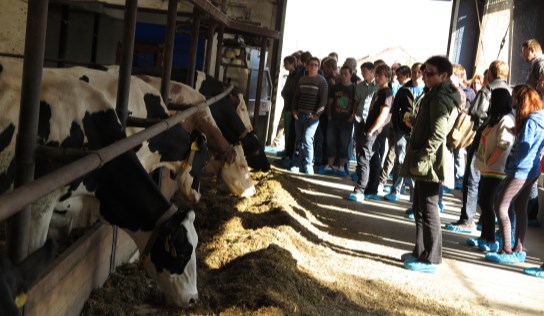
[505,110,544,179]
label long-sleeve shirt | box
[293,75,328,116]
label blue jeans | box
[355,130,384,194]
[391,130,409,195]
[454,148,465,181]
[294,112,320,170]
[459,143,480,224]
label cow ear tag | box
[15,292,27,308]
[191,140,199,151]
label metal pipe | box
[187,8,201,87]
[115,0,138,129]
[0,86,233,222]
[160,0,178,103]
[214,24,224,79]
[7,0,50,263]
[252,38,267,130]
[57,4,70,68]
[205,22,216,75]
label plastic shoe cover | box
[476,223,482,231]
[304,167,314,175]
[348,191,365,202]
[364,194,381,201]
[401,252,417,262]
[382,186,391,193]
[404,260,438,273]
[290,166,300,173]
[523,267,544,278]
[336,169,348,177]
[478,241,499,252]
[384,194,400,201]
[485,251,526,264]
[466,238,482,247]
[400,186,407,195]
[444,223,474,233]
[442,187,452,193]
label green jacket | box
[400,80,460,187]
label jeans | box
[390,130,409,195]
[459,142,480,224]
[454,147,466,181]
[380,125,396,185]
[355,130,384,194]
[294,112,320,170]
[413,181,442,264]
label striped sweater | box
[293,74,328,115]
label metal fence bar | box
[160,0,178,103]
[0,86,233,222]
[7,0,50,263]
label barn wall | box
[0,0,27,55]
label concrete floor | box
[267,151,544,315]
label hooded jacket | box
[505,110,544,179]
[400,80,461,187]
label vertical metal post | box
[57,4,70,68]
[214,0,227,79]
[161,0,178,103]
[7,0,50,263]
[115,0,138,129]
[91,12,101,63]
[205,22,216,75]
[252,38,267,130]
[187,8,201,87]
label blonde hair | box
[452,64,468,86]
[488,60,509,80]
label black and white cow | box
[0,58,198,306]
[0,240,56,316]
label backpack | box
[447,109,475,149]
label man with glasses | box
[400,56,460,273]
[291,57,328,175]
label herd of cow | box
[0,57,270,314]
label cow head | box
[217,145,256,197]
[137,207,198,306]
[241,131,270,172]
[0,240,56,316]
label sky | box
[282,0,454,63]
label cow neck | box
[140,205,180,261]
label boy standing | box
[320,65,356,176]
[348,64,393,201]
[291,57,328,175]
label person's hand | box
[293,111,299,120]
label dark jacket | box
[400,80,461,187]
[391,80,416,134]
[281,71,298,112]
[469,79,511,130]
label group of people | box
[275,38,544,277]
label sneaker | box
[444,222,475,233]
[384,193,400,201]
[404,260,438,274]
[523,267,544,278]
[478,241,499,252]
[348,189,365,202]
[485,251,526,264]
[336,169,348,177]
[290,166,300,173]
[304,167,314,175]
[364,194,381,201]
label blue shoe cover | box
[442,187,452,193]
[348,192,364,202]
[404,260,438,273]
[400,186,407,195]
[476,223,482,231]
[384,194,400,201]
[466,238,481,247]
[444,223,473,233]
[485,251,526,264]
[351,172,359,182]
[478,241,499,252]
[523,267,544,278]
[364,194,381,201]
[382,186,391,193]
[401,252,417,262]
[337,170,348,177]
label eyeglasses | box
[424,70,438,77]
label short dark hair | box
[373,59,386,67]
[375,64,392,79]
[328,52,339,60]
[487,88,512,127]
[361,62,375,71]
[284,55,296,65]
[300,51,313,63]
[411,62,422,71]
[425,55,453,77]
[340,65,352,74]
[323,57,337,70]
[306,57,320,67]
[396,65,411,78]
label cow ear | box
[18,240,56,290]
